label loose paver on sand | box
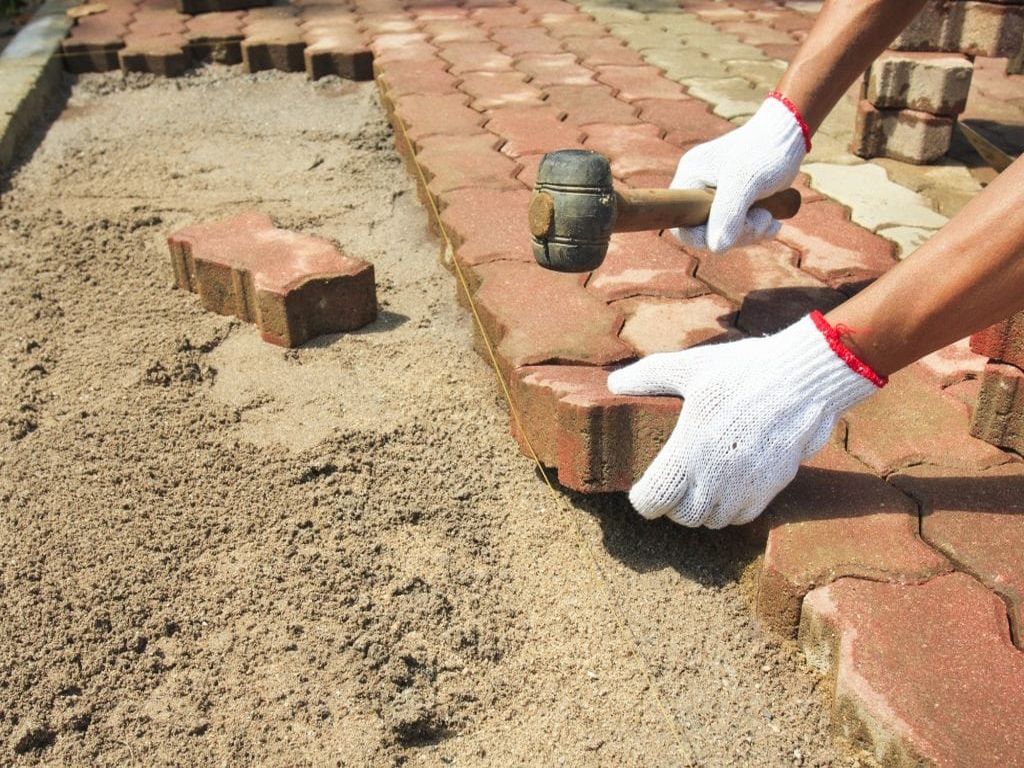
[36,0,1024,762]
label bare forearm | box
[827,156,1024,377]
[776,0,928,131]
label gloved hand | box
[671,91,811,253]
[606,312,886,528]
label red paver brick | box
[439,188,534,266]
[638,98,733,148]
[582,123,680,178]
[514,153,544,189]
[538,12,607,40]
[168,212,376,347]
[62,18,127,73]
[470,6,535,28]
[616,294,740,356]
[119,35,189,76]
[596,64,688,102]
[472,261,634,375]
[304,29,373,81]
[458,71,545,111]
[180,0,269,12]
[844,368,1013,475]
[914,337,987,388]
[515,52,595,87]
[374,58,457,99]
[392,92,485,145]
[768,9,815,34]
[799,573,1024,767]
[543,84,640,125]
[241,20,306,72]
[410,6,467,22]
[420,19,489,44]
[623,172,673,189]
[244,6,298,22]
[509,365,680,492]
[185,12,244,63]
[359,14,417,35]
[776,200,897,295]
[757,440,951,635]
[560,35,646,68]
[438,41,515,74]
[415,134,523,198]
[129,10,189,36]
[370,32,436,63]
[490,26,563,56]
[485,105,584,157]
[970,362,1024,455]
[696,240,844,334]
[971,311,1024,369]
[585,231,702,302]
[892,462,1024,649]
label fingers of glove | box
[801,410,838,461]
[606,351,699,397]
[671,223,708,251]
[703,168,780,253]
[665,481,716,527]
[628,420,696,520]
[671,143,719,191]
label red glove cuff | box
[809,311,887,388]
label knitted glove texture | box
[671,94,809,253]
[606,314,884,528]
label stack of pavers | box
[971,312,1024,454]
[60,0,372,79]
[851,0,1023,164]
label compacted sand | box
[0,69,874,766]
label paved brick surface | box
[852,100,955,165]
[972,311,1024,369]
[168,212,377,347]
[616,293,740,357]
[971,362,1024,454]
[893,462,1024,650]
[757,440,951,635]
[800,573,1024,767]
[866,51,974,116]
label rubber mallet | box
[528,149,802,273]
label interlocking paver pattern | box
[56,0,1024,760]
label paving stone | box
[607,23,688,54]
[635,97,733,148]
[490,26,562,55]
[844,368,1013,475]
[119,34,189,76]
[415,134,523,198]
[756,42,798,62]
[538,11,607,39]
[392,92,485,145]
[687,33,768,63]
[179,0,270,12]
[894,0,1024,58]
[359,13,417,35]
[184,12,244,64]
[420,19,489,44]
[799,573,1024,767]
[915,336,988,388]
[970,363,1024,455]
[374,58,457,98]
[893,461,1024,649]
[582,122,680,178]
[561,34,646,68]
[585,230,703,301]
[971,311,1024,369]
[509,364,679,492]
[471,5,535,28]
[724,56,786,89]
[438,40,515,75]
[776,200,896,295]
[459,71,546,110]
[866,51,974,116]
[872,157,984,218]
[616,293,740,355]
[472,261,634,375]
[439,187,534,266]
[757,440,951,636]
[696,241,844,335]
[640,46,732,81]
[801,162,948,231]
[681,75,760,119]
[543,83,640,125]
[370,31,436,63]
[485,105,584,157]
[716,19,795,46]
[515,52,596,86]
[129,10,189,37]
[62,25,125,73]
[303,29,373,80]
[168,212,376,347]
[241,20,306,72]
[851,100,955,165]
[875,224,932,260]
[595,63,687,101]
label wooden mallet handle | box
[613,187,802,232]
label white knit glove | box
[672,92,810,253]
[606,313,885,528]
